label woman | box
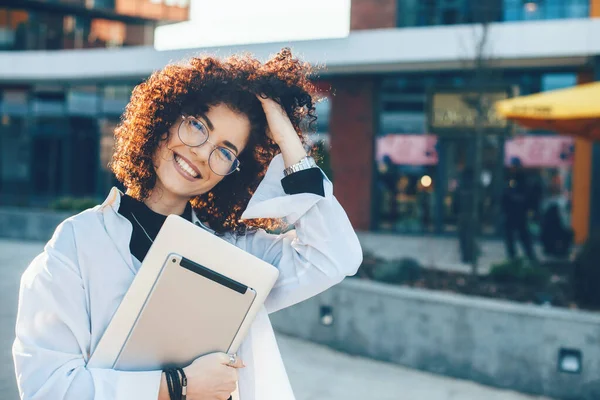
[13,49,362,400]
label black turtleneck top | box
[118,167,324,263]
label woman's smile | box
[173,152,203,182]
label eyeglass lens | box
[178,117,239,176]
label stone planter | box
[0,207,72,241]
[271,278,600,400]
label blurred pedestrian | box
[540,182,573,258]
[378,155,399,227]
[417,179,432,230]
[501,164,538,262]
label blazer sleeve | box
[239,154,363,314]
[12,221,162,400]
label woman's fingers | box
[255,94,297,144]
[218,353,245,368]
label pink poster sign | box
[505,136,574,168]
[376,134,438,166]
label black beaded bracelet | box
[164,368,183,400]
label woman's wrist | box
[277,133,307,169]
[158,372,170,400]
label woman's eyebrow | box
[223,140,239,154]
[199,114,214,131]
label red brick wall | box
[351,0,397,30]
[328,77,376,231]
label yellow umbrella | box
[495,82,600,139]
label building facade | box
[0,0,189,206]
[330,0,600,243]
[1,0,599,243]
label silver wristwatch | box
[283,156,318,177]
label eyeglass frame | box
[177,114,241,176]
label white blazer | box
[12,154,362,400]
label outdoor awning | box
[495,82,600,140]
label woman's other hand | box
[158,353,245,400]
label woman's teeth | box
[175,155,199,178]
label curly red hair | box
[110,48,320,235]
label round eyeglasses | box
[178,114,241,176]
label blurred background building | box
[1,0,599,245]
[337,0,599,247]
[0,0,190,206]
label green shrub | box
[372,257,422,285]
[572,232,600,309]
[49,197,98,212]
[489,258,550,286]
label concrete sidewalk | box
[0,239,552,399]
[279,334,551,400]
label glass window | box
[1,88,28,116]
[0,9,30,50]
[68,85,100,116]
[69,116,99,196]
[123,0,163,19]
[98,118,121,198]
[88,0,116,10]
[399,0,589,27]
[0,8,11,50]
[102,84,135,115]
[99,118,117,172]
[30,117,69,196]
[441,137,502,235]
[375,145,437,233]
[62,15,77,49]
[123,23,153,46]
[60,0,86,6]
[116,0,189,21]
[314,98,330,134]
[397,0,420,27]
[398,0,503,27]
[503,0,589,21]
[89,19,125,48]
[31,86,66,117]
[115,0,139,17]
[378,70,572,235]
[0,116,30,196]
[542,73,577,92]
[166,1,190,21]
[31,12,64,50]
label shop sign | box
[376,134,438,166]
[428,87,513,135]
[505,135,574,168]
[378,134,574,168]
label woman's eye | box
[190,119,206,133]
[217,148,234,162]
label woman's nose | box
[189,140,213,163]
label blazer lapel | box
[99,187,137,275]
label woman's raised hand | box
[256,95,307,168]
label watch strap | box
[283,156,318,177]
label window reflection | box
[0,2,186,51]
[397,0,590,28]
[89,19,125,48]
